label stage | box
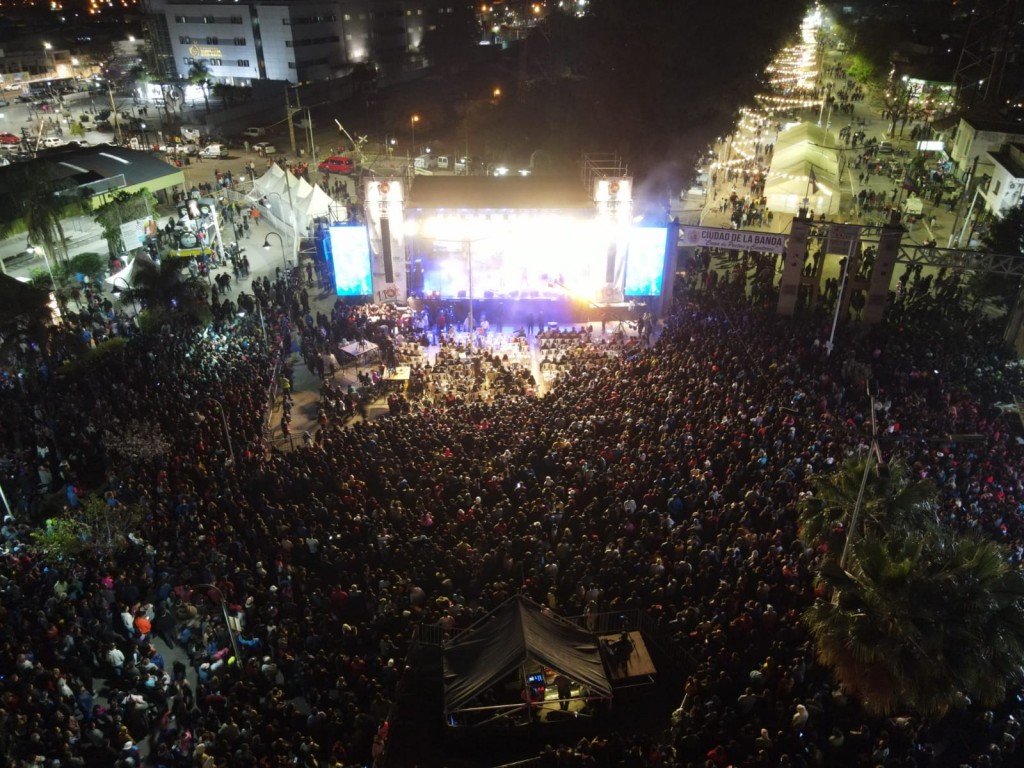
[598,631,656,686]
[338,340,379,366]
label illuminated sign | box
[679,226,786,254]
[188,44,223,59]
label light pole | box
[207,397,236,465]
[27,244,57,290]
[193,583,243,667]
[43,42,53,77]
[263,231,287,271]
[410,114,420,153]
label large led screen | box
[625,227,667,296]
[328,226,373,296]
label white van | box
[200,143,228,159]
[435,155,450,170]
[242,127,266,139]
[414,154,437,170]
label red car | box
[0,132,21,145]
[318,155,355,175]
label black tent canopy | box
[442,596,613,723]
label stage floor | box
[599,631,657,682]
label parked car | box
[877,141,894,155]
[318,155,355,175]
[455,156,482,175]
[252,141,277,156]
[0,132,21,145]
[242,127,266,139]
[39,136,65,148]
[199,143,228,159]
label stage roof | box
[406,176,594,211]
[442,596,612,714]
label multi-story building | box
[983,143,1024,219]
[949,115,1024,185]
[143,0,461,84]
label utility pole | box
[107,81,123,144]
[286,86,300,157]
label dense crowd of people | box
[3,260,1024,768]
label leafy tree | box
[805,531,1024,717]
[123,255,210,326]
[66,252,105,283]
[968,203,1024,310]
[188,59,213,113]
[93,189,157,256]
[0,162,83,267]
[798,457,938,554]
[31,493,145,562]
[846,53,879,85]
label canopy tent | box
[294,180,338,221]
[442,596,613,724]
[249,165,344,225]
[765,122,841,216]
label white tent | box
[765,122,841,216]
[250,164,345,225]
[295,181,338,221]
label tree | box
[798,457,939,554]
[805,531,1024,717]
[0,162,82,267]
[93,189,157,256]
[31,493,145,562]
[968,203,1024,310]
[188,59,213,113]
[123,255,210,326]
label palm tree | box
[804,531,1024,717]
[798,457,938,555]
[0,162,83,269]
[123,255,210,326]
[188,60,212,113]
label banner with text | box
[679,226,786,254]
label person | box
[555,674,572,711]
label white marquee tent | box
[249,164,345,226]
[765,122,841,217]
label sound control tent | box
[442,596,612,725]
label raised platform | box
[599,631,656,684]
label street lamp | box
[410,114,420,152]
[207,397,236,465]
[193,583,243,668]
[27,244,57,290]
[263,231,287,270]
[43,42,53,76]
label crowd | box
[3,256,1024,768]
